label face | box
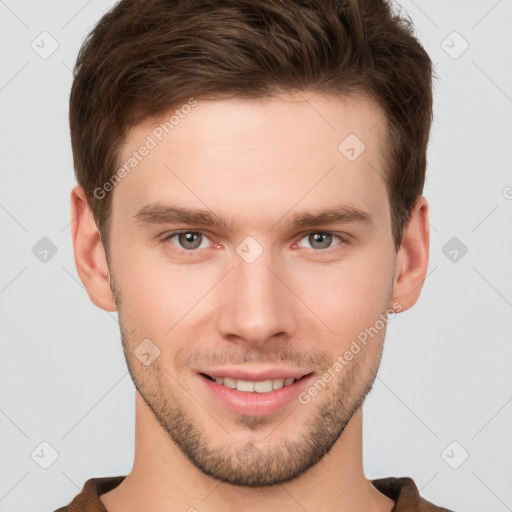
[107,91,399,487]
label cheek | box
[111,243,207,336]
[289,249,394,341]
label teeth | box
[222,377,237,389]
[211,376,299,393]
[272,378,284,390]
[237,379,255,392]
[254,380,273,393]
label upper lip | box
[198,367,313,381]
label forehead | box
[130,90,387,156]
[113,91,389,231]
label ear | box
[389,195,430,313]
[70,185,117,312]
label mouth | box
[199,372,313,393]
[197,371,315,416]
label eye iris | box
[309,233,331,249]
[179,232,202,250]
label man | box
[56,0,454,510]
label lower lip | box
[198,373,314,416]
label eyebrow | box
[133,201,372,231]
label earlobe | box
[70,185,117,312]
[389,196,430,313]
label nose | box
[216,247,297,348]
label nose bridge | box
[216,241,296,344]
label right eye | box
[162,230,212,251]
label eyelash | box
[161,230,348,255]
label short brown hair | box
[69,0,434,256]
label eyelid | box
[161,229,348,252]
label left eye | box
[163,231,343,252]
[297,232,343,251]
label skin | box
[71,90,429,512]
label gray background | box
[1,1,511,510]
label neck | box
[100,391,394,512]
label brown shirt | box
[54,475,455,511]
[54,476,453,512]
